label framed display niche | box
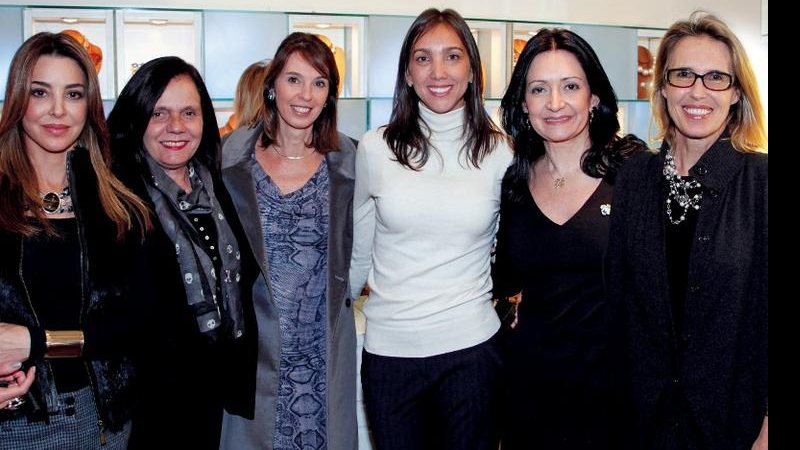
[289,14,367,98]
[24,8,115,99]
[115,9,202,95]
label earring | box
[267,88,275,101]
[589,107,596,123]
[524,117,532,130]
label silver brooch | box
[600,204,611,216]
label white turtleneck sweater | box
[350,104,513,357]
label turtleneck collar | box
[418,102,466,136]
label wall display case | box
[203,11,286,100]
[466,20,508,99]
[289,14,367,98]
[115,9,202,95]
[636,28,663,100]
[510,22,567,67]
[24,8,115,99]
[0,7,24,101]
[0,6,673,141]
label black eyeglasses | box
[666,69,734,91]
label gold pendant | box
[553,177,566,189]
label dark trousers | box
[361,333,503,450]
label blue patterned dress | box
[252,157,329,450]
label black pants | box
[361,333,503,450]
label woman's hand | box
[751,416,768,450]
[0,323,31,376]
[0,366,35,409]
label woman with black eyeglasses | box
[606,11,767,450]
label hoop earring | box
[267,88,275,101]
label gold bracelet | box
[44,330,84,359]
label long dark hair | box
[0,32,150,238]
[383,8,503,170]
[500,28,645,202]
[108,56,221,183]
[261,32,340,153]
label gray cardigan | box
[607,136,768,450]
[219,124,358,450]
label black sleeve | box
[492,192,522,299]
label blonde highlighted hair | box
[0,32,150,238]
[235,59,270,129]
[651,11,767,153]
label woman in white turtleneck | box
[350,8,512,450]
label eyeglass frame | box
[665,68,734,91]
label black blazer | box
[607,136,767,450]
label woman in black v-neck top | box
[494,28,645,449]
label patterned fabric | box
[252,157,329,450]
[144,155,244,340]
[0,387,130,450]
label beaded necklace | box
[663,152,702,225]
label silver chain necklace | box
[663,152,702,225]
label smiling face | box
[272,52,330,133]
[523,49,599,146]
[22,55,88,158]
[405,23,472,114]
[143,75,203,181]
[661,35,740,150]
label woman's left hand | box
[0,366,35,409]
[751,416,768,450]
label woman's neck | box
[163,165,192,193]
[541,133,591,177]
[28,148,70,192]
[670,127,725,175]
[273,123,314,157]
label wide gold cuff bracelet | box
[44,330,84,359]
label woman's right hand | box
[0,323,32,376]
[0,366,36,409]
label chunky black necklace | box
[41,186,74,215]
[663,152,702,225]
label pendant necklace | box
[544,153,567,189]
[40,186,74,215]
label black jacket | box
[0,148,144,431]
[607,136,768,450]
[119,159,257,450]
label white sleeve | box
[349,134,377,299]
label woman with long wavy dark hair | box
[493,28,646,449]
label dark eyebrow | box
[30,80,86,89]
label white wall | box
[0,0,767,119]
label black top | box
[494,179,618,449]
[23,218,89,393]
[665,180,702,338]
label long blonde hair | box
[651,11,767,153]
[0,32,150,238]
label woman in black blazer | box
[607,11,768,450]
